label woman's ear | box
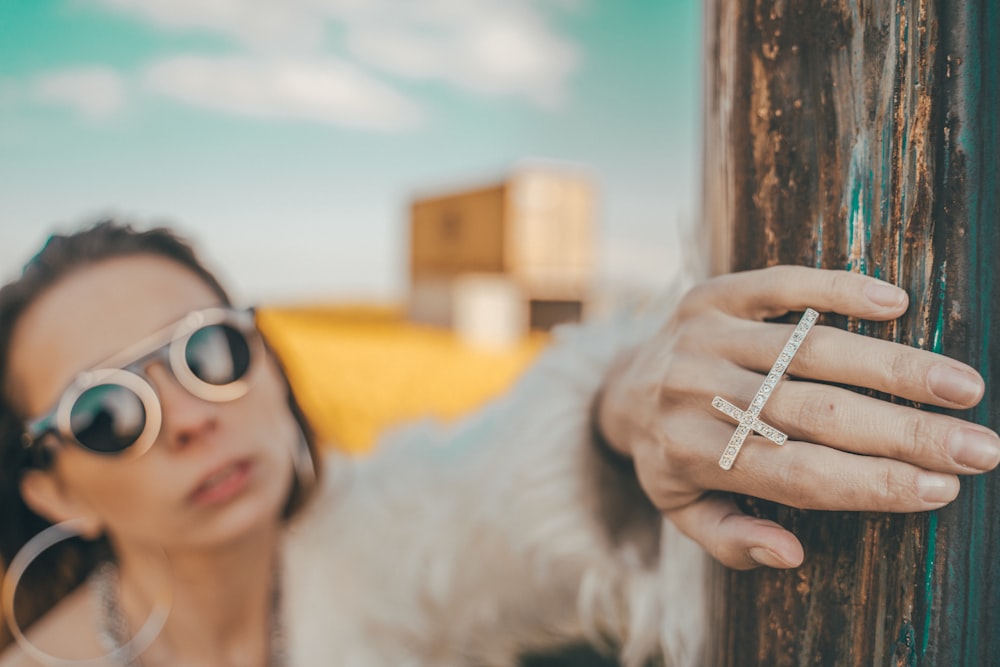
[19,470,104,539]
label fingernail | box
[864,281,907,308]
[917,473,959,504]
[928,364,984,405]
[749,546,791,568]
[947,427,1000,471]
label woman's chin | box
[178,477,290,551]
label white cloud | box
[31,67,127,118]
[143,54,423,130]
[347,3,578,107]
[89,0,580,108]
[89,0,331,50]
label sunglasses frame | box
[23,306,261,458]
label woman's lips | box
[189,460,253,506]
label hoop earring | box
[1,519,172,667]
[292,425,317,491]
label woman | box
[0,221,994,666]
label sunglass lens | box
[70,384,146,453]
[185,324,251,386]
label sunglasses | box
[23,307,261,459]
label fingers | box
[709,363,1000,474]
[636,412,959,512]
[657,346,996,476]
[699,428,961,512]
[729,320,985,409]
[735,439,960,512]
[763,380,1000,474]
[698,266,908,322]
[681,267,984,408]
[632,266,990,569]
[665,494,804,570]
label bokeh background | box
[0,0,700,300]
[0,0,702,449]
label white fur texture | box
[282,294,707,666]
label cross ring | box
[714,308,819,470]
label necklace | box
[94,561,286,667]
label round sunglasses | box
[23,307,262,458]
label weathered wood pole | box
[702,0,999,665]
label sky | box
[0,0,702,304]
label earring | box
[1,519,172,667]
[292,425,317,492]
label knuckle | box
[901,412,939,461]
[632,448,668,504]
[871,464,909,507]
[687,280,716,303]
[788,329,824,375]
[886,349,920,385]
[705,530,730,565]
[665,311,726,358]
[702,507,748,567]
[677,282,718,316]
[714,540,748,570]
[788,390,835,436]
[825,269,854,300]
[637,437,700,508]
[659,352,717,404]
[659,431,701,477]
[775,454,813,508]
[658,356,692,400]
[678,444,709,478]
[673,319,703,352]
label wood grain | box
[702,0,999,664]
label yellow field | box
[255,305,549,454]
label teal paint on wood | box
[895,622,916,666]
[929,0,1000,661]
[703,0,999,663]
[920,510,936,658]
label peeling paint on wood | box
[703,0,999,664]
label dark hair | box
[0,220,321,649]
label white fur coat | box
[281,298,707,667]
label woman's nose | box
[145,363,218,449]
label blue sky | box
[0,0,701,303]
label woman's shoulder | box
[0,582,103,666]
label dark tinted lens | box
[185,324,251,386]
[70,384,147,453]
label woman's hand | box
[596,266,998,570]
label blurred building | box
[408,165,596,346]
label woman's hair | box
[0,220,321,648]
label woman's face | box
[8,254,298,553]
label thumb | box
[664,493,805,570]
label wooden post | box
[702,0,999,664]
